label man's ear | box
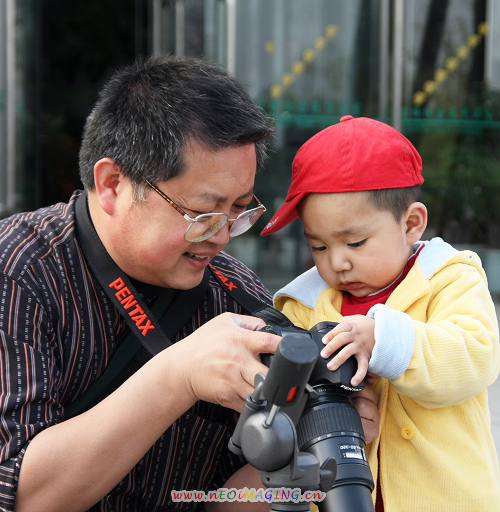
[93,158,124,216]
[405,202,428,244]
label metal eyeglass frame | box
[136,171,266,242]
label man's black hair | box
[79,55,274,190]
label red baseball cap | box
[261,115,423,236]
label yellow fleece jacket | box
[274,238,500,511]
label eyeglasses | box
[137,172,266,242]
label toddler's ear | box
[405,202,427,244]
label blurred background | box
[1,0,500,294]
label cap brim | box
[260,192,306,236]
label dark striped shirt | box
[0,191,272,511]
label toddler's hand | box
[320,315,376,387]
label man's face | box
[298,191,413,297]
[110,142,258,289]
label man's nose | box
[207,223,231,246]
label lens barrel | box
[297,385,374,512]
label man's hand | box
[351,376,380,444]
[177,312,281,411]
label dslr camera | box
[230,321,374,512]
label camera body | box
[260,321,363,393]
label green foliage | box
[418,128,500,246]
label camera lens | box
[297,385,374,512]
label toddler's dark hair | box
[367,185,422,220]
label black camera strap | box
[75,191,176,355]
[207,262,294,328]
[65,192,209,418]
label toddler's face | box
[298,191,414,298]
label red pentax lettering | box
[109,277,155,336]
[209,264,238,291]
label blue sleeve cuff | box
[367,304,415,379]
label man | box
[0,56,378,511]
